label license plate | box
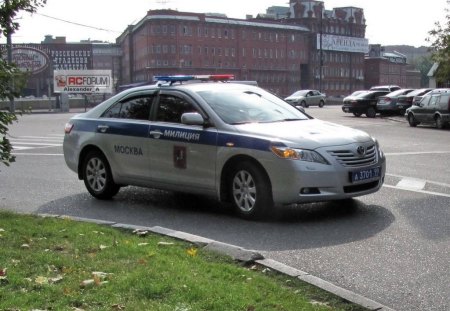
[351,167,381,182]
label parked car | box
[406,90,450,129]
[411,88,450,107]
[343,90,369,102]
[342,90,390,118]
[396,88,433,112]
[376,89,414,115]
[284,90,326,108]
[369,85,401,92]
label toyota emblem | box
[357,146,366,156]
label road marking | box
[383,184,450,199]
[385,151,450,156]
[10,135,63,151]
[396,178,426,191]
[11,153,63,156]
[386,173,450,188]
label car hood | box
[234,119,372,149]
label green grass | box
[0,211,367,311]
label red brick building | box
[117,10,310,96]
[117,1,369,97]
[364,44,421,89]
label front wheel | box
[300,101,307,108]
[366,107,376,118]
[228,161,273,220]
[408,113,418,127]
[318,100,325,108]
[82,150,120,199]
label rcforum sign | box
[54,70,112,94]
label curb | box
[38,213,395,311]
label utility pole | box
[319,3,323,93]
[5,0,15,112]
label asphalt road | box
[1,107,449,311]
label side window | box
[156,94,197,123]
[428,95,439,107]
[102,95,154,120]
[439,94,450,109]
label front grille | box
[328,144,377,167]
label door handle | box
[150,130,163,139]
[97,125,109,133]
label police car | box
[63,74,386,219]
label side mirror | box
[181,112,205,126]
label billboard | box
[317,34,369,53]
[54,70,112,94]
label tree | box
[427,1,450,86]
[0,0,46,167]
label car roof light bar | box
[154,74,234,84]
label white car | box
[63,75,386,219]
[284,90,326,108]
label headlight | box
[271,146,329,165]
[372,137,384,158]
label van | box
[406,91,450,129]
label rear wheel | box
[408,113,418,127]
[366,107,376,118]
[228,161,273,220]
[82,150,120,199]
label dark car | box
[342,90,390,118]
[376,89,414,115]
[406,90,450,129]
[396,88,433,113]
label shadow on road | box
[36,186,394,252]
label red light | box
[208,74,234,81]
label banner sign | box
[317,34,369,53]
[54,70,112,94]
[11,47,49,74]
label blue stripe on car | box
[72,118,278,152]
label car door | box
[424,95,440,123]
[147,90,218,192]
[97,91,155,182]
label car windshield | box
[198,88,309,124]
[290,90,309,96]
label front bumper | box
[268,143,386,204]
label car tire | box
[353,112,362,117]
[408,113,418,127]
[300,101,307,108]
[228,161,273,220]
[435,115,444,129]
[82,150,120,200]
[366,107,376,118]
[318,100,325,108]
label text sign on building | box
[11,47,49,74]
[317,34,369,53]
[54,70,112,94]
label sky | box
[1,0,448,47]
